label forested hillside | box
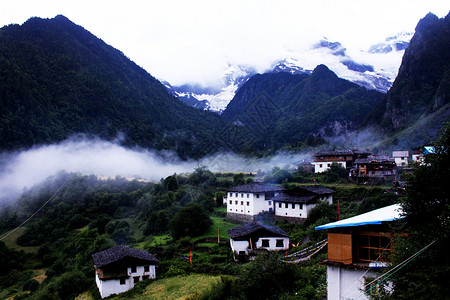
[222,65,383,150]
[0,15,251,159]
[364,12,450,146]
[0,167,400,299]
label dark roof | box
[227,182,284,193]
[314,150,371,157]
[92,246,159,268]
[271,193,316,203]
[228,222,289,239]
[354,157,395,165]
[297,185,335,195]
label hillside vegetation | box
[0,166,401,299]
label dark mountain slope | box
[365,12,450,146]
[0,15,248,158]
[222,65,383,149]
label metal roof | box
[315,204,404,230]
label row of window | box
[130,265,150,273]
[228,192,261,198]
[278,202,303,209]
[119,275,150,285]
[261,239,285,247]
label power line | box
[0,180,66,241]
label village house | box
[351,155,396,184]
[227,222,290,261]
[92,246,159,298]
[225,183,335,223]
[312,150,370,173]
[315,204,404,300]
[272,185,335,223]
[392,151,409,167]
[225,182,284,223]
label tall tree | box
[390,123,450,299]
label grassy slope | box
[110,274,222,300]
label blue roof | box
[315,204,403,230]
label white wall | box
[327,265,382,300]
[230,237,289,255]
[226,192,275,216]
[275,202,306,218]
[96,265,156,298]
[255,236,289,251]
[313,161,346,173]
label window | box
[241,201,244,205]
[285,203,288,208]
[319,164,323,168]
[120,278,126,285]
[246,201,250,206]
[235,193,238,197]
[241,193,244,197]
[299,204,303,209]
[229,200,232,205]
[256,194,260,198]
[247,193,249,198]
[327,163,331,167]
[133,276,140,284]
[144,265,149,272]
[357,234,391,262]
[268,201,271,205]
[276,239,284,247]
[235,201,238,204]
[131,266,137,273]
[279,203,282,208]
[292,204,296,209]
[229,192,232,197]
[261,239,270,247]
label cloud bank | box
[0,136,311,204]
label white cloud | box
[1,1,449,86]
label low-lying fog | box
[0,135,311,205]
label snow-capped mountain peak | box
[164,33,413,113]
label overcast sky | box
[1,1,449,86]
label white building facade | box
[225,183,283,223]
[392,151,409,166]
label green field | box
[1,227,40,253]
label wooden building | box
[315,204,404,300]
[312,150,370,173]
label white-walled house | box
[225,183,335,223]
[227,222,290,261]
[92,246,159,298]
[315,204,404,300]
[272,185,335,223]
[225,183,284,222]
[392,151,409,167]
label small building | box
[225,183,284,223]
[92,246,159,298]
[272,185,335,223]
[312,150,370,173]
[315,204,404,300]
[392,151,409,167]
[351,156,396,184]
[228,222,290,261]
